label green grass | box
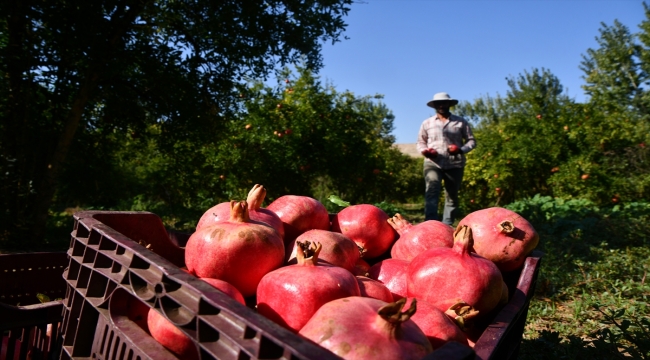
[507,196,650,359]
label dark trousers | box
[423,162,464,225]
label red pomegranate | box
[147,309,199,360]
[267,195,330,244]
[388,214,454,261]
[403,298,469,350]
[331,204,397,259]
[354,258,371,276]
[357,276,394,303]
[256,242,360,332]
[368,259,410,301]
[195,201,230,230]
[200,278,246,305]
[299,297,433,360]
[195,185,284,238]
[127,296,151,332]
[287,230,360,272]
[457,207,539,272]
[185,201,284,297]
[407,226,504,317]
[245,184,285,238]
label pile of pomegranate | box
[144,184,539,359]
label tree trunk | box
[28,0,151,244]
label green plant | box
[513,195,650,359]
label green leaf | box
[328,195,350,207]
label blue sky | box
[312,0,647,144]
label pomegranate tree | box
[457,207,539,272]
[256,242,360,332]
[331,204,397,259]
[388,214,454,261]
[299,297,433,360]
[185,201,284,297]
[407,226,504,317]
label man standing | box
[416,92,476,225]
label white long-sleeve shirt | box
[416,114,476,169]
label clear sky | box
[313,0,647,144]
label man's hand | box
[448,144,461,155]
[422,148,438,159]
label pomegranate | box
[457,207,539,272]
[331,204,397,259]
[195,201,230,230]
[407,225,504,317]
[403,298,469,350]
[147,309,199,360]
[357,276,394,303]
[354,258,371,276]
[201,278,246,305]
[368,259,410,301]
[287,230,360,272]
[185,201,284,297]
[245,184,285,238]
[127,296,151,332]
[299,297,433,360]
[195,185,284,238]
[267,195,330,244]
[256,242,360,332]
[388,214,454,261]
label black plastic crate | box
[60,211,542,360]
[1,252,68,360]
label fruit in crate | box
[256,241,360,332]
[267,195,330,245]
[299,297,433,360]
[195,184,284,239]
[287,230,360,272]
[407,225,505,317]
[368,258,410,301]
[403,298,470,350]
[388,214,454,261]
[457,207,539,272]
[185,200,284,297]
[331,204,397,259]
[356,276,394,303]
[148,309,200,360]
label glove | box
[448,144,462,155]
[422,148,438,159]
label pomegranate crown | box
[452,225,475,254]
[378,297,417,324]
[246,184,267,210]
[296,241,323,266]
[229,200,250,222]
[387,213,413,234]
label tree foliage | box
[456,6,650,212]
[0,0,352,246]
[107,67,421,230]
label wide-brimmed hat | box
[426,92,459,108]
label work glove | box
[422,148,438,159]
[448,144,462,155]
